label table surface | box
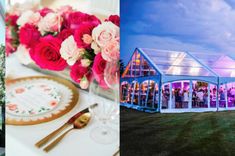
[6,54,120,156]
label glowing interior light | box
[231,71,235,77]
[190,67,200,75]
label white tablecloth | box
[6,55,120,156]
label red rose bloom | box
[19,24,41,48]
[38,7,54,17]
[65,11,101,30]
[29,35,67,71]
[70,61,90,83]
[105,15,120,26]
[57,29,74,41]
[92,53,108,88]
[74,23,95,49]
[6,14,19,26]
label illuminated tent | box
[120,48,235,113]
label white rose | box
[17,10,41,26]
[15,44,33,65]
[38,12,62,35]
[92,21,119,48]
[60,35,84,66]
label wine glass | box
[88,65,119,144]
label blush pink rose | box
[57,29,74,41]
[92,53,108,89]
[92,21,119,48]
[74,23,95,49]
[38,7,54,17]
[17,10,41,26]
[105,15,120,27]
[70,61,90,83]
[65,11,100,30]
[101,40,120,62]
[19,24,41,48]
[38,12,63,34]
[29,35,67,71]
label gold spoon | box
[43,112,91,152]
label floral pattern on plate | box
[6,83,61,116]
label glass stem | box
[101,120,108,135]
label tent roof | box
[140,48,217,77]
[188,51,235,78]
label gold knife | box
[35,103,98,148]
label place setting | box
[5,1,120,155]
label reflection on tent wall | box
[120,48,235,113]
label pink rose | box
[6,41,16,56]
[19,24,41,48]
[29,35,67,71]
[92,53,108,88]
[74,23,95,49]
[57,29,74,41]
[65,11,100,30]
[38,7,54,17]
[70,61,90,83]
[38,12,63,34]
[105,15,120,27]
[101,40,120,62]
[92,21,119,48]
[6,14,19,26]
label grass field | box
[121,107,235,156]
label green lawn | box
[121,107,235,156]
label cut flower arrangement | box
[6,5,120,89]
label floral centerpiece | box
[6,5,120,89]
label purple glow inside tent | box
[120,48,235,113]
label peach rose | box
[60,35,84,65]
[17,10,41,26]
[38,12,62,34]
[92,21,119,48]
[101,40,120,62]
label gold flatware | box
[113,147,120,156]
[43,112,91,152]
[35,103,97,148]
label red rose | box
[70,61,90,83]
[29,35,67,71]
[57,29,74,41]
[74,23,95,49]
[65,11,101,30]
[92,53,108,88]
[105,15,120,27]
[6,14,19,26]
[19,24,41,48]
[38,7,54,17]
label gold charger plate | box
[6,76,79,125]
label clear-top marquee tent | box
[120,48,235,113]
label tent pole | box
[189,80,193,109]
[208,84,210,108]
[225,83,228,109]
